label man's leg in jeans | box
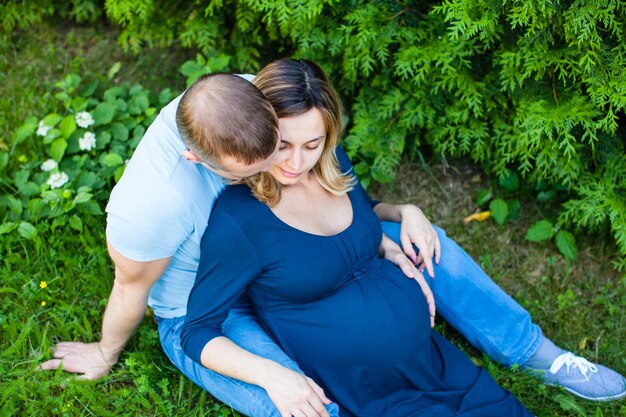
[382,221,626,401]
[157,308,341,417]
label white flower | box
[79,132,97,151]
[40,159,58,172]
[75,111,94,128]
[36,120,51,137]
[47,172,69,189]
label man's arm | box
[373,203,441,279]
[39,241,171,380]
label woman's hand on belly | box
[380,234,436,327]
[256,360,333,417]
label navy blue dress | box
[181,152,532,417]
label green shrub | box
[1,0,101,31]
[0,72,175,240]
[6,0,625,264]
[101,0,626,265]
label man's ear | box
[182,149,202,164]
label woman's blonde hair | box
[247,59,356,206]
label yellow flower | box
[18,154,28,163]
[39,281,47,289]
[462,211,492,224]
[41,301,46,306]
[62,190,72,199]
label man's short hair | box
[176,74,278,166]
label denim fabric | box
[380,222,542,366]
[157,309,341,417]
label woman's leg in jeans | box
[157,307,341,417]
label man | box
[41,71,625,416]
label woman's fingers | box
[306,377,332,406]
[400,233,418,264]
[395,254,416,278]
[412,268,436,327]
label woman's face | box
[270,108,327,186]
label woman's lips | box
[279,168,300,178]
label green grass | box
[1,22,625,417]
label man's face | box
[200,154,274,180]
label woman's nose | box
[287,149,302,170]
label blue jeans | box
[157,307,341,417]
[157,223,541,416]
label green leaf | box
[71,97,88,111]
[526,220,556,242]
[12,116,37,144]
[180,60,205,77]
[158,88,172,105]
[18,182,40,197]
[74,190,93,204]
[0,222,17,235]
[114,165,126,182]
[42,113,62,127]
[354,162,369,176]
[554,394,584,414]
[499,169,519,191]
[507,199,521,221]
[556,230,578,260]
[536,190,556,202]
[59,115,77,139]
[129,93,150,114]
[80,80,99,97]
[18,221,37,240]
[69,215,83,232]
[13,170,29,187]
[97,131,112,149]
[50,138,68,162]
[42,190,61,203]
[28,198,44,217]
[65,73,81,90]
[93,102,116,125]
[475,189,493,206]
[103,86,125,102]
[0,152,8,171]
[108,62,122,79]
[7,196,22,215]
[78,200,103,215]
[110,122,129,141]
[102,153,124,167]
[489,198,508,225]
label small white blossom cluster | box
[36,121,51,137]
[40,159,58,172]
[79,132,97,151]
[75,111,94,128]
[47,172,69,189]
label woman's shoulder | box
[335,146,355,176]
[212,184,266,224]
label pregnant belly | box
[259,262,432,392]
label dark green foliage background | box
[3,0,625,264]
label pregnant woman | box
[181,59,533,417]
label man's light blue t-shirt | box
[105,75,254,319]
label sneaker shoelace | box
[549,352,599,381]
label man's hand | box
[37,242,171,381]
[39,342,117,380]
[397,205,441,279]
[258,361,332,417]
[380,234,436,327]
